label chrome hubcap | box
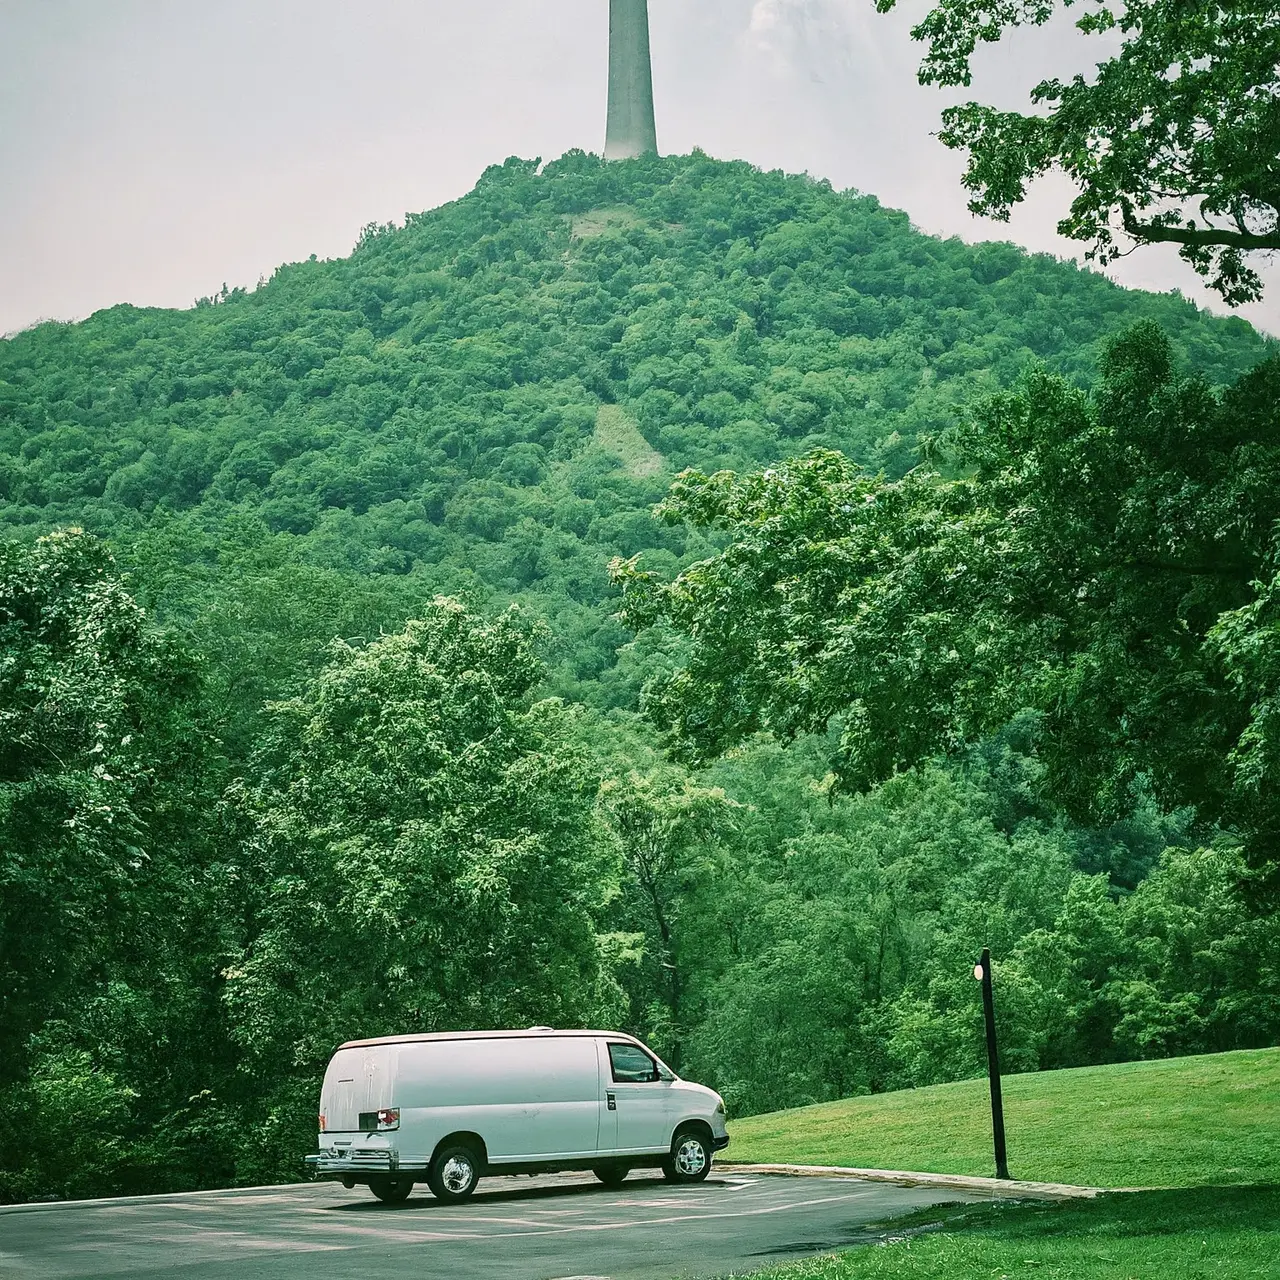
[675,1137,707,1176]
[441,1155,474,1193]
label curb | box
[718,1162,1101,1201]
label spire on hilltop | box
[605,0,658,160]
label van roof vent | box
[527,1025,555,1032]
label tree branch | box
[1121,206,1280,250]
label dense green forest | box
[2,152,1277,1202]
[0,151,1267,712]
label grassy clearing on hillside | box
[730,1187,1280,1280]
[568,205,647,238]
[725,1048,1280,1188]
[593,404,665,478]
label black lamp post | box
[973,947,1010,1179]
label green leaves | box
[615,449,1018,790]
[881,0,1280,303]
[0,531,203,1066]
[0,532,235,1200]
[224,599,620,1072]
[621,324,1280,892]
[3,153,1279,1203]
[597,769,738,1066]
[875,1,1061,90]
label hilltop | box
[0,151,1268,711]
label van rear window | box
[608,1042,658,1082]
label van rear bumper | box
[306,1150,419,1178]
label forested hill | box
[0,150,1268,707]
[6,150,1280,1206]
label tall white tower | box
[605,0,658,160]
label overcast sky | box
[2,0,1275,338]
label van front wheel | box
[663,1129,712,1184]
[427,1144,481,1202]
[369,1176,413,1203]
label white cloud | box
[745,0,858,80]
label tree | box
[875,0,1280,304]
[222,598,623,1155]
[0,529,206,1074]
[598,769,737,1066]
[614,324,1280,894]
[0,530,234,1201]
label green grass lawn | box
[725,1047,1280,1188]
[730,1187,1280,1280]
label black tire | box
[369,1176,414,1203]
[662,1128,713,1184]
[592,1163,630,1188]
[427,1143,481,1203]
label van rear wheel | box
[427,1144,481,1203]
[592,1163,630,1188]
[662,1129,712,1184]
[369,1176,413,1203]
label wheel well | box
[432,1131,488,1167]
[671,1120,713,1153]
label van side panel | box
[396,1036,601,1163]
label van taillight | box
[318,1114,326,1132]
[358,1108,400,1131]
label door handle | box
[606,1092,617,1111]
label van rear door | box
[320,1044,399,1132]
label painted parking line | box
[447,1190,883,1240]
[260,1186,884,1248]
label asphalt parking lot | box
[0,1171,983,1280]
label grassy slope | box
[731,1188,1280,1280]
[593,405,665,478]
[725,1047,1280,1188]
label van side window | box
[608,1042,658,1083]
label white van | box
[304,1028,729,1203]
